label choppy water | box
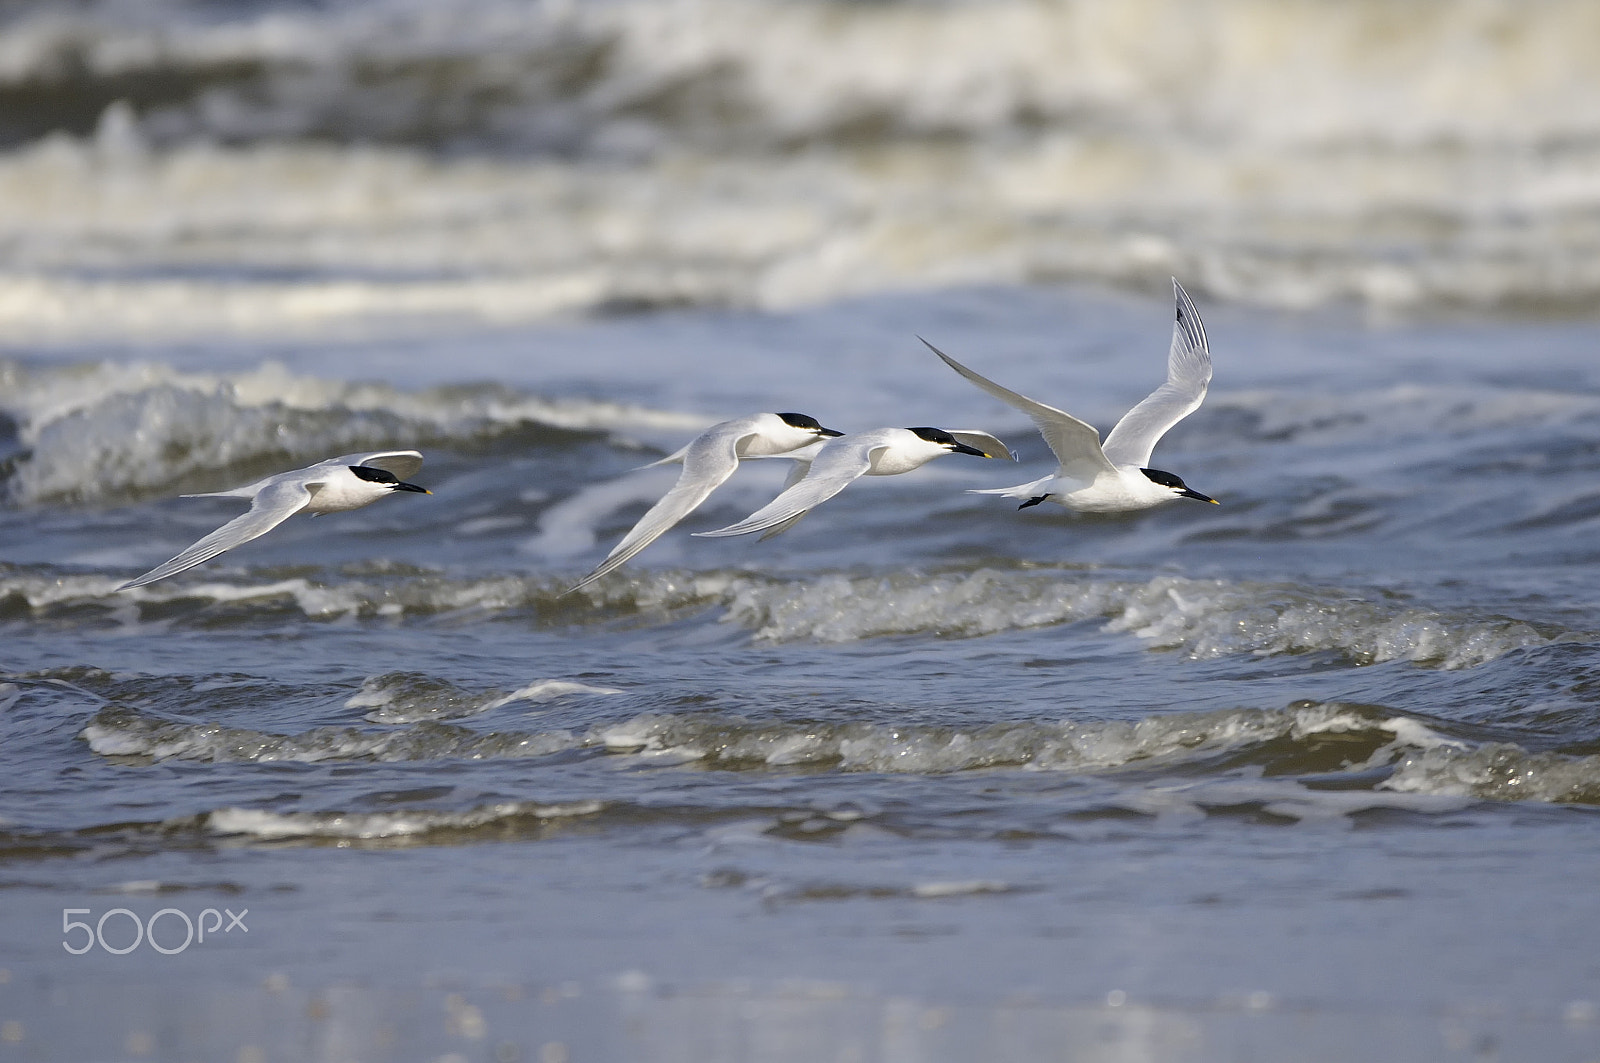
[4,1,1600,1060]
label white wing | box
[693,439,877,539]
[567,426,745,592]
[339,450,425,481]
[120,478,317,590]
[921,338,1115,482]
[1100,279,1212,468]
[745,452,820,540]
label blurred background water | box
[4,1,1600,1060]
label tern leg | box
[1018,495,1049,510]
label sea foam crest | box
[1383,743,1600,805]
[75,701,1436,775]
[4,0,1597,151]
[81,704,580,764]
[82,699,1600,806]
[9,565,1565,671]
[722,570,1558,668]
[205,801,604,841]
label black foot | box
[1018,495,1048,510]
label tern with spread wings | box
[120,451,430,590]
[923,278,1218,514]
[569,412,841,591]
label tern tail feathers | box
[966,474,1055,499]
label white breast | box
[1054,468,1177,512]
[302,468,392,513]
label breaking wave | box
[0,0,1594,333]
[0,359,704,504]
[7,565,1572,670]
[77,698,1600,808]
[1,0,1594,154]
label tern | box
[923,278,1218,513]
[119,451,430,590]
[693,426,1011,539]
[568,412,841,591]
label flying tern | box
[568,412,841,591]
[693,426,1011,540]
[923,278,1218,513]
[119,451,430,590]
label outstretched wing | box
[337,450,425,481]
[120,479,316,590]
[921,338,1114,483]
[693,440,876,539]
[567,429,745,592]
[1100,279,1212,468]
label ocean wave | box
[1208,386,1600,450]
[81,703,583,763]
[0,1,1592,337]
[83,698,1600,808]
[719,570,1561,668]
[0,359,705,504]
[80,699,1424,773]
[11,565,1569,669]
[1384,743,1600,804]
[1,0,1595,154]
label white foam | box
[908,880,1016,899]
[1383,744,1600,804]
[0,0,1596,344]
[205,800,604,840]
[79,697,1600,809]
[723,570,1559,668]
[6,564,1570,672]
[80,704,581,763]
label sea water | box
[3,1,1600,1060]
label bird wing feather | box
[921,338,1114,482]
[342,450,425,481]
[120,478,316,590]
[693,439,877,538]
[1100,279,1211,468]
[567,426,745,592]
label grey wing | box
[119,479,314,590]
[336,451,425,481]
[568,431,743,592]
[1100,279,1212,468]
[693,442,875,539]
[750,456,816,540]
[921,338,1114,481]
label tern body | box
[119,451,430,590]
[925,278,1217,514]
[694,426,1010,539]
[569,412,841,591]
